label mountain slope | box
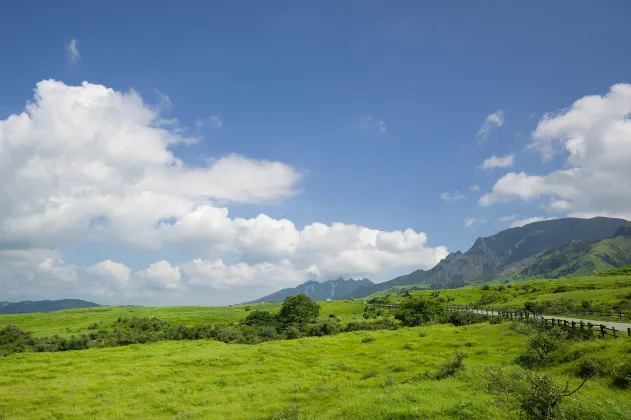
[345,217,627,299]
[245,277,374,304]
[516,222,631,279]
[0,299,101,315]
[0,301,10,308]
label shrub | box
[240,310,278,327]
[576,358,609,379]
[438,311,488,326]
[488,316,504,324]
[394,296,442,327]
[612,361,631,389]
[361,370,377,380]
[433,351,468,379]
[361,336,375,344]
[518,373,592,420]
[279,294,320,325]
[244,306,252,312]
[306,320,342,337]
[418,330,427,337]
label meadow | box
[0,300,365,338]
[2,276,631,419]
[372,275,631,314]
[1,322,630,419]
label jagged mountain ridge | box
[344,217,627,299]
[0,299,101,315]
[245,277,374,304]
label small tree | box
[279,294,320,324]
[395,295,442,327]
[520,373,592,420]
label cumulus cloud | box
[477,110,504,143]
[440,191,465,201]
[0,80,448,304]
[479,84,631,218]
[66,39,80,62]
[479,154,514,169]
[352,115,387,134]
[510,217,556,228]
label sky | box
[1,1,631,305]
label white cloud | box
[469,185,480,192]
[0,80,448,304]
[499,214,518,222]
[440,191,465,201]
[477,110,504,143]
[510,217,556,228]
[196,115,223,131]
[464,217,485,228]
[479,154,514,169]
[353,115,387,134]
[66,39,80,62]
[480,84,631,218]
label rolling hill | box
[245,277,374,304]
[0,299,101,315]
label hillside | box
[0,299,101,315]
[599,264,631,277]
[346,217,627,298]
[0,301,11,308]
[245,277,374,304]
[515,222,631,279]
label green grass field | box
[2,276,631,419]
[0,300,365,338]
[373,275,631,312]
[1,322,630,419]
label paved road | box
[455,308,631,332]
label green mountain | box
[516,222,631,279]
[244,277,374,304]
[345,217,627,299]
[0,299,101,315]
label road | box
[454,308,631,332]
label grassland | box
[0,300,365,338]
[372,275,631,311]
[1,322,630,419]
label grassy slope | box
[600,264,631,277]
[371,275,631,310]
[0,301,366,337]
[1,323,629,419]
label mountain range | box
[0,299,101,315]
[244,277,374,304]
[248,217,631,302]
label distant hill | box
[345,217,627,299]
[245,277,374,304]
[516,222,631,279]
[598,264,631,277]
[0,301,11,308]
[0,299,101,315]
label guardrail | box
[447,306,631,338]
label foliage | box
[513,324,568,367]
[361,336,375,343]
[278,294,320,325]
[611,361,631,389]
[394,295,442,326]
[437,310,489,326]
[519,373,592,420]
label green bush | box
[612,361,631,389]
[279,294,320,325]
[394,296,442,327]
[433,351,468,379]
[361,336,375,344]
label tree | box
[395,295,442,327]
[279,294,320,324]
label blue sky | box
[1,2,631,304]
